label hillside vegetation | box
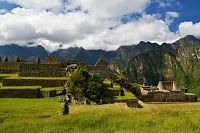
[126,35,200,95]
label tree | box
[68,66,109,103]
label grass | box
[108,84,121,91]
[5,76,68,80]
[0,86,42,89]
[1,98,200,132]
[41,87,64,91]
[103,79,111,85]
[0,74,18,77]
[115,91,137,100]
[0,74,19,83]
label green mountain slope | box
[126,35,200,95]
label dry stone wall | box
[115,99,142,108]
[0,88,41,98]
[141,91,197,102]
[19,63,65,77]
[0,62,19,74]
[40,90,57,97]
[3,78,67,87]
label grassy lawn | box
[41,87,64,91]
[5,76,68,80]
[0,74,19,83]
[115,91,137,100]
[0,86,42,89]
[0,98,200,133]
[108,84,121,91]
[0,74,18,77]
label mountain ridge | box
[0,35,199,65]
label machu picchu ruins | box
[0,55,198,104]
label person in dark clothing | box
[63,101,69,115]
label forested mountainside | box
[126,35,200,95]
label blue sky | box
[0,0,199,51]
[0,1,17,10]
[147,0,200,32]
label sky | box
[0,0,200,51]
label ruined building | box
[140,81,197,102]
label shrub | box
[68,67,110,103]
[116,77,141,96]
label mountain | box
[0,44,48,60]
[172,35,200,50]
[111,41,162,68]
[1,35,200,94]
[126,35,200,95]
[51,47,116,65]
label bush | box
[129,83,141,96]
[68,67,110,103]
[116,77,141,96]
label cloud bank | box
[0,0,200,51]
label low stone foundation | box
[40,90,57,97]
[115,99,142,108]
[140,91,197,102]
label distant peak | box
[138,41,146,44]
[182,35,198,41]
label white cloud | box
[1,0,64,11]
[67,0,150,18]
[0,8,105,51]
[165,11,179,25]
[178,22,200,37]
[64,14,179,50]
[153,0,173,8]
[0,0,199,52]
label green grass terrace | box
[0,98,200,132]
[0,86,42,89]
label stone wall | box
[3,78,67,87]
[0,88,41,98]
[0,62,20,74]
[40,90,57,97]
[19,63,65,77]
[88,66,110,78]
[115,99,142,108]
[140,91,197,102]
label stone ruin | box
[2,56,8,62]
[44,56,62,64]
[0,56,115,79]
[140,81,197,102]
[0,56,66,77]
[87,58,117,80]
[95,58,107,67]
[65,64,78,77]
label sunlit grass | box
[0,74,18,77]
[0,86,42,89]
[0,98,200,133]
[115,91,136,100]
[5,76,68,80]
[41,87,64,91]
